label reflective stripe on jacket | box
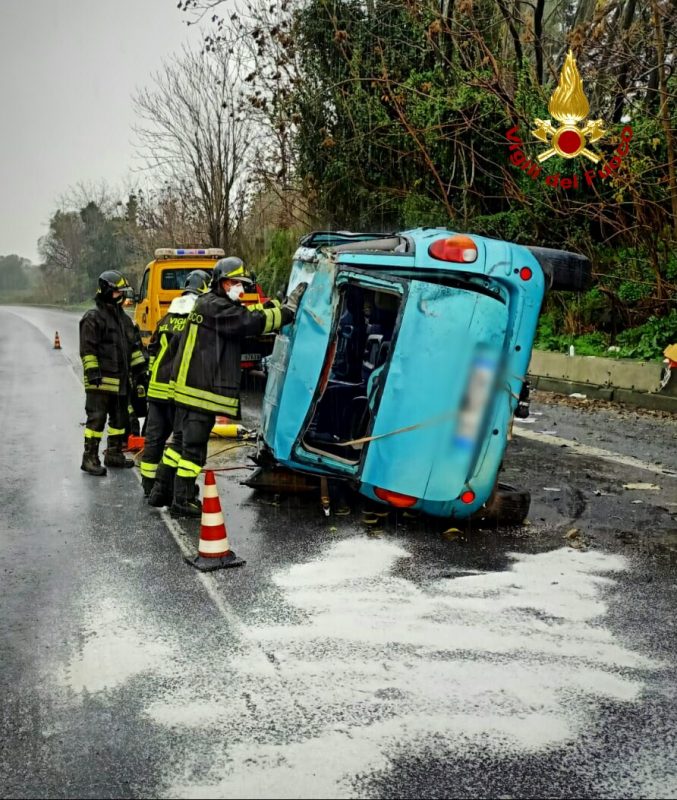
[79,299,144,395]
[147,294,196,403]
[170,290,291,418]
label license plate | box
[454,356,496,449]
[240,353,262,361]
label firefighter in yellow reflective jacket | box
[140,269,210,499]
[79,270,147,475]
[168,257,307,517]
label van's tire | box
[471,482,530,527]
[527,246,592,292]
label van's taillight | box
[374,488,418,508]
[519,266,533,281]
[459,490,476,504]
[429,235,478,263]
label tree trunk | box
[534,0,545,84]
[650,0,677,239]
[495,0,523,66]
[612,0,638,123]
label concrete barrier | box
[528,351,666,393]
[527,350,677,412]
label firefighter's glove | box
[283,282,308,317]
[86,368,102,387]
[136,383,147,400]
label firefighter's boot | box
[148,464,176,508]
[81,438,107,477]
[141,476,155,497]
[170,476,202,518]
[104,435,135,469]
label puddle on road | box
[155,541,659,799]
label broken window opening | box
[301,283,402,464]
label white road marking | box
[513,427,674,476]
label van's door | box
[261,256,335,461]
[359,280,510,501]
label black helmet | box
[183,269,210,295]
[210,257,255,291]
[97,270,132,304]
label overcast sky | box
[0,0,206,263]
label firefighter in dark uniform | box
[140,269,210,499]
[168,257,306,516]
[79,270,148,475]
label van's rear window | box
[161,268,212,290]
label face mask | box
[227,284,244,302]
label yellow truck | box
[134,248,225,343]
[133,247,275,370]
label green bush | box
[253,228,299,296]
[616,310,677,360]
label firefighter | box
[168,257,307,517]
[79,270,148,475]
[141,269,210,500]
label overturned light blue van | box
[258,228,590,519]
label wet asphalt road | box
[1,305,676,799]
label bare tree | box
[180,0,316,230]
[134,45,254,251]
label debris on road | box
[623,482,661,491]
[564,527,588,549]
[569,392,587,400]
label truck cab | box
[134,248,274,369]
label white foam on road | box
[60,596,173,695]
[157,540,660,799]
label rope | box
[203,464,255,474]
[334,409,459,448]
[202,440,257,472]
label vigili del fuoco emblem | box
[532,50,606,164]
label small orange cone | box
[186,470,245,572]
[53,331,61,350]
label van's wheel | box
[471,482,530,527]
[526,246,591,292]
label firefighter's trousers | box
[139,401,176,480]
[84,392,128,445]
[164,407,214,483]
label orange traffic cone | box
[53,331,61,350]
[186,470,245,572]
